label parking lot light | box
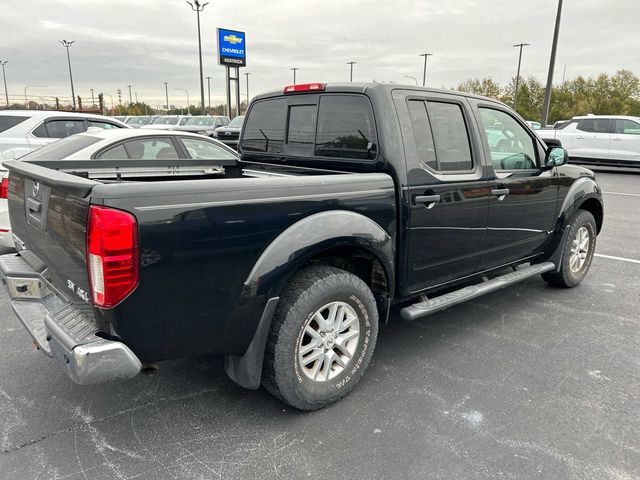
[0,61,8,106]
[291,67,299,85]
[347,61,357,82]
[59,40,76,110]
[164,82,169,113]
[187,0,208,115]
[175,87,190,114]
[419,53,433,86]
[512,43,530,110]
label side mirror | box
[545,146,568,168]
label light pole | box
[419,53,433,87]
[405,75,418,86]
[347,61,356,82]
[291,67,299,85]
[24,85,46,109]
[175,88,190,114]
[205,76,212,112]
[541,0,564,127]
[90,88,95,106]
[59,40,76,110]
[243,72,250,107]
[512,43,530,110]
[164,82,169,113]
[187,0,208,115]
[127,85,133,105]
[0,61,9,106]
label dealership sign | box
[217,28,246,67]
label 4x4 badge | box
[32,181,40,197]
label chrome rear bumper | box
[0,254,141,384]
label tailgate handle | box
[27,197,42,213]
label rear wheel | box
[542,209,597,288]
[262,265,378,410]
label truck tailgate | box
[4,159,97,305]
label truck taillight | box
[0,177,8,199]
[87,205,139,308]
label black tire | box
[262,265,379,411]
[542,209,597,288]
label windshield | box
[152,117,180,125]
[185,116,214,126]
[18,135,102,161]
[126,117,152,126]
[228,116,245,128]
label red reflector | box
[0,177,8,199]
[283,83,326,93]
[87,205,139,308]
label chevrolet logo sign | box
[224,34,243,45]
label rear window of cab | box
[241,94,377,161]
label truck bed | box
[3,157,396,362]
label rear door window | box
[104,137,180,160]
[425,101,473,171]
[407,100,437,170]
[0,115,30,133]
[577,118,611,133]
[315,95,376,160]
[35,119,87,138]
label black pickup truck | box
[0,83,603,410]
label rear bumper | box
[0,254,141,384]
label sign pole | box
[225,66,232,118]
[235,67,241,116]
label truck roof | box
[252,82,508,107]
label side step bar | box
[401,262,555,321]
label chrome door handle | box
[491,188,509,201]
[415,194,441,209]
[575,135,585,139]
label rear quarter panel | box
[93,173,396,362]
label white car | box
[539,115,640,167]
[139,115,190,130]
[0,111,129,248]
[13,128,237,163]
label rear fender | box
[242,210,395,301]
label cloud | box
[2,0,638,106]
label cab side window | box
[407,99,472,172]
[478,108,537,170]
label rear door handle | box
[575,135,585,140]
[415,194,441,209]
[491,188,509,201]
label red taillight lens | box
[0,177,8,199]
[283,83,326,93]
[87,205,139,308]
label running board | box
[401,262,555,321]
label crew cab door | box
[572,118,612,160]
[396,91,491,293]
[472,102,558,267]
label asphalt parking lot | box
[0,170,638,480]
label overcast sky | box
[2,0,639,108]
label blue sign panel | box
[217,28,246,67]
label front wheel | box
[542,209,597,288]
[262,265,379,410]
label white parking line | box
[603,191,640,197]
[594,253,640,265]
